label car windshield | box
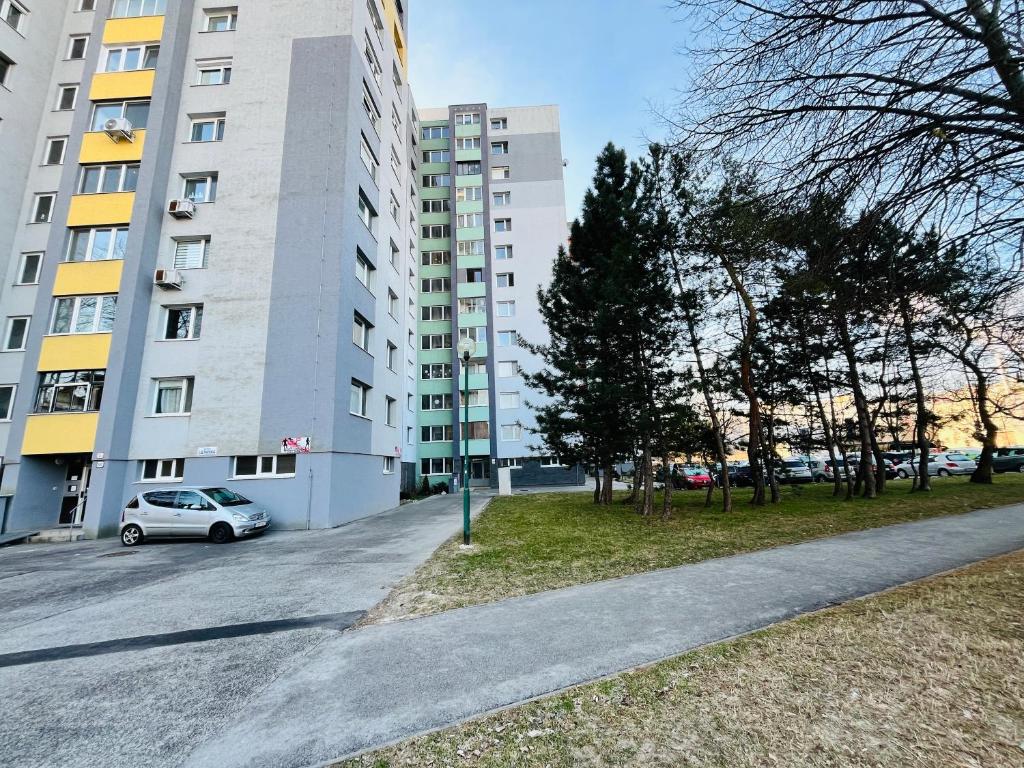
[945,454,969,462]
[782,461,805,468]
[201,487,252,506]
[684,468,705,476]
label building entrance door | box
[470,458,490,487]
[58,457,90,526]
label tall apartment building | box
[0,0,422,536]
[416,104,583,489]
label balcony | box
[38,334,112,373]
[22,412,100,456]
[53,260,123,296]
[89,69,156,101]
[102,16,165,46]
[80,129,146,164]
[67,193,135,227]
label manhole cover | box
[99,551,137,558]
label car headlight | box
[231,512,248,522]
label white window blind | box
[173,239,208,269]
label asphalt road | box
[0,490,492,768]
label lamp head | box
[457,337,477,361]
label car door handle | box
[173,512,183,517]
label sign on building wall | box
[281,437,311,454]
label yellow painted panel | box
[22,413,99,456]
[38,334,112,372]
[102,16,164,45]
[383,0,407,73]
[79,129,146,164]
[67,193,135,227]
[89,69,156,101]
[53,261,124,296]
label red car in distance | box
[681,466,713,490]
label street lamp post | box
[456,338,477,546]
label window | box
[421,277,451,293]
[390,147,401,179]
[356,249,374,289]
[420,333,452,350]
[457,240,484,256]
[78,0,96,10]
[79,164,139,194]
[496,300,516,317]
[182,173,218,203]
[389,192,400,221]
[499,458,524,469]
[497,330,518,347]
[421,125,448,140]
[455,112,480,125]
[110,0,166,17]
[204,8,237,31]
[350,379,370,417]
[459,297,486,314]
[421,250,450,265]
[422,199,450,214]
[15,253,41,285]
[386,341,398,371]
[496,272,515,287]
[501,424,522,441]
[465,421,490,439]
[541,456,565,467]
[459,389,488,407]
[499,392,521,409]
[455,137,481,150]
[465,360,486,374]
[421,393,454,410]
[421,363,452,380]
[391,105,402,135]
[153,377,193,415]
[421,224,450,239]
[352,312,372,351]
[44,138,67,166]
[421,425,454,442]
[3,0,26,32]
[422,174,451,188]
[68,227,129,262]
[367,0,384,38]
[491,166,510,181]
[358,190,377,232]
[103,45,159,72]
[385,396,397,426]
[3,317,28,351]
[456,213,484,229]
[56,85,78,111]
[197,59,232,85]
[422,149,450,163]
[173,237,209,269]
[495,218,512,233]
[34,370,105,413]
[495,245,513,260]
[49,295,117,335]
[456,161,481,176]
[420,304,451,321]
[498,360,520,377]
[190,115,225,142]
[162,305,202,340]
[491,142,509,155]
[360,134,378,180]
[67,36,89,60]
[490,117,508,130]
[32,194,55,223]
[421,457,454,475]
[383,456,395,474]
[91,100,149,131]
[465,269,484,283]
[456,186,482,202]
[362,81,382,132]
[140,458,184,482]
[387,288,398,317]
[232,454,297,478]
[391,239,401,268]
[493,191,510,207]
[0,384,15,420]
[0,52,12,87]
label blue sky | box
[408,0,694,220]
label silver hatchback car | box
[120,487,271,546]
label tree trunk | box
[763,408,781,503]
[636,447,654,516]
[836,316,876,498]
[624,449,639,504]
[602,462,616,503]
[898,297,932,491]
[593,458,603,504]
[966,360,998,483]
[661,452,673,519]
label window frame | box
[195,59,232,86]
[44,137,68,166]
[189,115,226,143]
[67,227,129,262]
[56,84,79,111]
[31,194,56,224]
[3,317,29,351]
[172,237,210,269]
[204,8,238,32]
[161,304,203,341]
[152,376,194,416]
[15,252,42,285]
[48,295,117,336]
[138,458,185,483]
[182,173,218,203]
[0,383,16,421]
[67,35,89,60]
[350,379,371,418]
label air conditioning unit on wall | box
[103,117,135,143]
[154,269,184,290]
[167,199,197,219]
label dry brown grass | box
[340,551,1024,768]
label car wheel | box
[1017,464,1024,474]
[209,522,234,544]
[121,524,143,547]
[897,469,909,479]
[937,469,951,477]
[813,475,823,484]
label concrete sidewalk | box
[183,503,1024,768]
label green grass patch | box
[365,475,1024,622]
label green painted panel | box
[456,254,485,270]
[420,138,450,151]
[420,409,455,427]
[455,149,482,162]
[468,373,489,390]
[421,161,451,174]
[418,378,453,395]
[458,311,488,328]
[418,238,451,250]
[455,174,483,188]
[455,124,482,138]
[418,319,453,332]
[419,292,452,306]
[418,442,454,457]
[455,200,484,215]
[419,348,455,365]
[419,264,452,279]
[420,212,450,226]
[467,439,491,455]
[421,187,451,201]
[457,282,488,298]
[456,226,486,241]
[460,406,491,423]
